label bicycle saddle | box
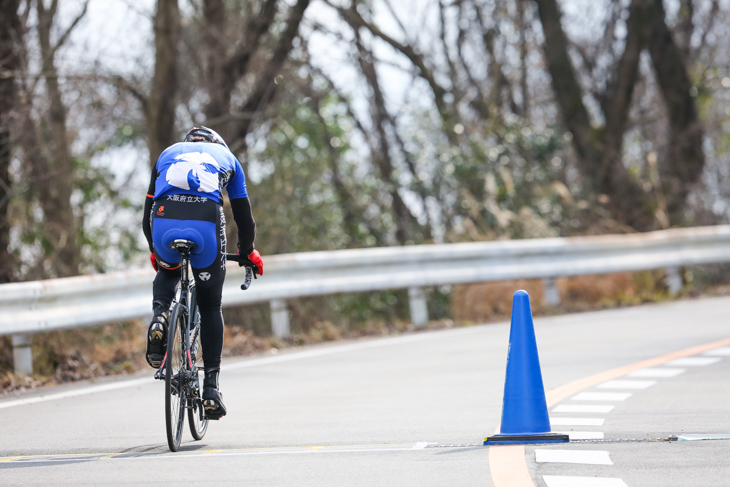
[169,239,197,252]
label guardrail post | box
[270,299,290,338]
[665,266,683,295]
[542,277,561,307]
[12,334,33,376]
[408,287,429,327]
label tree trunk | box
[0,0,21,283]
[232,0,311,148]
[534,0,656,231]
[646,0,705,226]
[35,0,80,276]
[202,0,278,142]
[353,34,419,245]
[148,0,180,166]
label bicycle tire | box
[165,303,186,452]
[188,303,208,440]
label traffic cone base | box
[484,433,569,445]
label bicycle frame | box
[154,248,200,384]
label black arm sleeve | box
[230,196,256,254]
[142,169,157,252]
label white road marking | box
[535,449,613,465]
[554,431,605,440]
[702,347,730,356]
[597,380,656,390]
[550,417,605,426]
[0,378,150,410]
[553,405,614,413]
[572,392,632,401]
[628,367,685,378]
[0,327,488,410]
[665,357,721,367]
[677,434,730,441]
[543,475,628,487]
[0,443,439,463]
[222,326,487,373]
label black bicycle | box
[154,239,257,452]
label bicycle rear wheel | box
[165,303,186,452]
[188,307,208,440]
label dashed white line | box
[597,380,656,390]
[0,378,150,410]
[543,475,628,487]
[535,449,613,465]
[664,357,721,367]
[543,346,727,487]
[703,347,730,356]
[628,367,685,378]
[553,405,615,413]
[550,417,605,426]
[571,392,632,401]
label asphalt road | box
[1,295,729,486]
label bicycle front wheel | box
[165,303,186,452]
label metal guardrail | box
[3,225,730,374]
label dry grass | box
[451,270,673,324]
[0,321,148,394]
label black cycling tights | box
[153,267,225,370]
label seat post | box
[180,250,190,289]
[169,239,197,292]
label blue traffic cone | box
[484,290,569,445]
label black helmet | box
[184,126,229,149]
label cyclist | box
[142,126,264,419]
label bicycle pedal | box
[203,411,225,420]
[203,399,226,420]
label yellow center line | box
[0,456,23,462]
[0,443,421,463]
[489,446,532,487]
[489,335,730,487]
[99,453,122,459]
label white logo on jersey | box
[199,272,211,281]
[166,152,221,193]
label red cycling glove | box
[150,252,158,272]
[246,249,264,275]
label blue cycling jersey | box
[153,142,248,203]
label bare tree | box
[191,0,311,151]
[0,0,21,282]
[646,0,705,226]
[351,29,421,244]
[147,0,180,166]
[533,0,703,231]
[201,0,278,140]
[22,0,89,277]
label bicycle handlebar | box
[225,253,258,291]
